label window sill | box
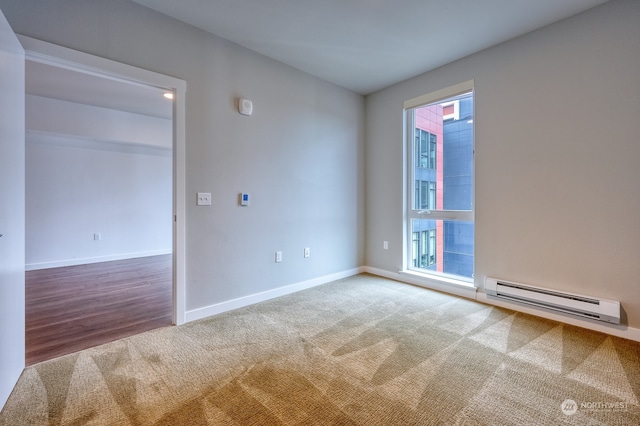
[397,269,477,299]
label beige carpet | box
[1,274,639,425]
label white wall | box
[25,95,172,269]
[27,95,172,149]
[366,0,640,328]
[0,0,365,311]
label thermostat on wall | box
[239,98,253,116]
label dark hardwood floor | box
[25,254,172,365]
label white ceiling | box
[131,0,609,95]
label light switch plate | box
[197,192,212,206]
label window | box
[415,129,437,170]
[422,229,436,267]
[404,81,474,283]
[441,100,460,121]
[412,229,437,269]
[414,180,436,210]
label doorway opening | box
[20,36,186,364]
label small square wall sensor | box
[239,98,253,116]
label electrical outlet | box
[304,247,310,258]
[197,192,211,206]
[94,233,101,241]
[275,251,283,263]
[383,241,388,250]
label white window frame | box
[403,80,475,285]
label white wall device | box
[485,277,620,324]
[197,192,212,206]
[240,193,250,206]
[239,98,253,116]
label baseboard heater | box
[485,277,620,324]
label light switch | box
[197,192,212,206]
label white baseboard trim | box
[185,267,366,323]
[25,249,172,271]
[476,293,640,343]
[363,266,478,300]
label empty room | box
[1,0,639,424]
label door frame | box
[19,35,187,325]
[0,10,25,410]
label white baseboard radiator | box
[485,277,620,324]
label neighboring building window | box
[414,180,436,210]
[429,229,436,266]
[415,129,436,169]
[428,181,436,210]
[413,230,437,269]
[420,229,436,267]
[404,81,474,282]
[412,232,420,268]
[441,100,460,121]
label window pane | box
[412,92,473,212]
[410,219,473,279]
[443,220,474,278]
